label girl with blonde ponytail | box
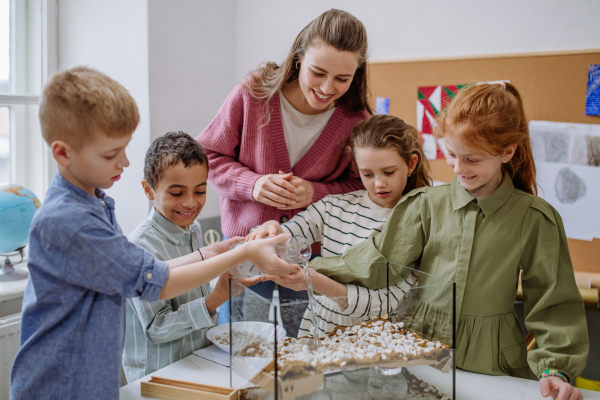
[250,115,431,336]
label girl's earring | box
[296,61,300,70]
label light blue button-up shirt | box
[123,208,216,382]
[10,173,169,400]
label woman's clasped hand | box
[252,171,313,210]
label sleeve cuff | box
[139,258,169,302]
[344,284,365,317]
[180,297,216,331]
[235,170,262,201]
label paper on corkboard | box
[417,85,466,160]
[586,64,600,116]
[531,120,600,241]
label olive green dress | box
[310,173,588,381]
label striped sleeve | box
[344,271,418,319]
[281,200,325,245]
[128,296,214,344]
[297,272,419,337]
[128,234,215,344]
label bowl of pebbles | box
[207,321,287,354]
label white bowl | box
[207,321,287,354]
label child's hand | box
[244,234,297,275]
[540,377,582,400]
[246,220,284,241]
[206,272,260,312]
[261,268,307,291]
[252,172,299,208]
[279,174,313,210]
[201,237,244,259]
[213,272,260,298]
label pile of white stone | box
[209,329,269,348]
[277,320,444,368]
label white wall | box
[57,0,151,235]
[235,0,600,80]
[147,0,236,220]
[55,0,600,228]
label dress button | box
[473,199,478,204]
[280,216,289,223]
[146,272,153,280]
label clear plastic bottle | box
[228,235,311,277]
[367,367,408,400]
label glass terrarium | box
[228,261,456,400]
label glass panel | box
[229,277,278,400]
[229,262,456,400]
[0,106,9,183]
[0,0,9,94]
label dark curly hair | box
[144,131,208,189]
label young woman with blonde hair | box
[197,9,372,333]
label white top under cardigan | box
[279,90,335,168]
[281,190,418,337]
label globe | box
[0,183,41,254]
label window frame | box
[0,0,57,200]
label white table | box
[120,350,600,400]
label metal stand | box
[0,248,28,282]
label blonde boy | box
[10,67,294,399]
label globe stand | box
[0,248,29,282]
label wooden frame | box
[140,377,238,400]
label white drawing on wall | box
[530,120,600,241]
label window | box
[1,1,10,183]
[0,0,54,201]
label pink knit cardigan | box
[197,81,370,238]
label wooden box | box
[140,376,238,400]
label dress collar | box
[450,172,514,216]
[148,207,201,246]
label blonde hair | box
[39,66,140,149]
[435,83,537,195]
[352,115,431,195]
[244,9,371,125]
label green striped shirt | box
[122,208,216,382]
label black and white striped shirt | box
[281,190,418,336]
[282,190,390,256]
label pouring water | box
[230,235,319,347]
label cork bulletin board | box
[367,49,600,273]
